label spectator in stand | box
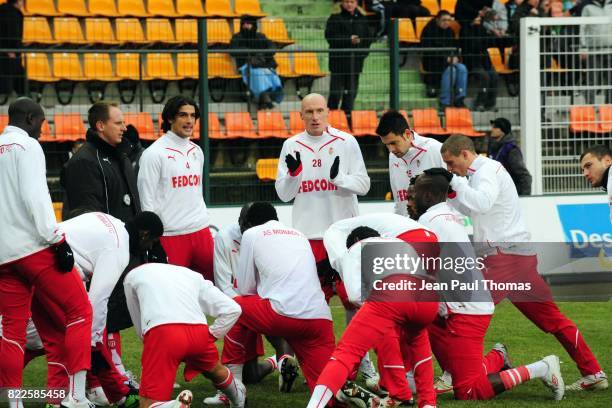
[230,15,283,110]
[483,0,509,39]
[421,10,468,109]
[487,118,532,195]
[0,0,25,97]
[325,0,374,116]
[458,8,499,111]
[455,0,493,24]
[577,0,612,104]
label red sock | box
[499,366,530,390]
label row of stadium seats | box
[398,16,460,44]
[569,105,612,133]
[0,108,486,143]
[361,0,458,17]
[26,52,324,83]
[24,0,265,18]
[24,17,294,46]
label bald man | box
[0,98,93,408]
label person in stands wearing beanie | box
[487,117,532,195]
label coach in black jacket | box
[325,0,373,115]
[61,101,142,333]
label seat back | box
[124,112,157,141]
[146,18,176,43]
[208,53,240,78]
[54,113,86,141]
[57,0,89,16]
[146,53,177,79]
[274,53,294,77]
[421,0,440,14]
[208,112,224,139]
[257,111,290,138]
[599,105,612,132]
[89,0,119,16]
[440,0,457,13]
[116,53,141,80]
[53,53,85,80]
[569,105,600,132]
[26,0,59,16]
[260,18,293,44]
[445,107,484,136]
[225,112,258,138]
[175,19,198,44]
[117,0,150,17]
[398,18,417,44]
[83,53,115,81]
[116,18,146,43]
[328,110,350,133]
[176,0,206,17]
[176,53,199,79]
[351,110,378,136]
[23,17,54,44]
[411,108,446,135]
[289,111,303,135]
[234,0,265,16]
[293,52,325,77]
[54,17,87,44]
[85,18,118,44]
[25,53,56,82]
[148,0,178,16]
[207,19,232,44]
[256,158,279,181]
[205,0,236,17]
[415,16,433,40]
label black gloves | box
[53,239,74,273]
[424,167,454,183]
[147,240,168,264]
[330,156,340,179]
[285,151,301,174]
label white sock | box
[306,385,334,408]
[359,351,372,369]
[8,398,21,408]
[441,370,453,383]
[149,401,178,407]
[69,370,87,401]
[406,370,416,393]
[216,368,242,406]
[526,360,549,379]
[277,354,292,373]
[227,363,244,382]
[108,333,127,376]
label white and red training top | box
[323,212,431,273]
[213,223,242,298]
[59,212,130,346]
[389,132,445,217]
[275,126,370,239]
[607,167,611,224]
[236,220,332,320]
[449,155,531,245]
[124,263,241,340]
[418,202,494,317]
[138,131,209,236]
[0,126,64,264]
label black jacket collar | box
[86,129,118,157]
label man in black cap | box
[487,117,532,195]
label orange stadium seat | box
[234,0,266,17]
[205,0,236,17]
[25,53,57,83]
[54,113,86,142]
[117,0,150,17]
[328,110,350,133]
[415,16,433,40]
[89,0,119,16]
[487,47,515,74]
[257,111,290,138]
[398,18,418,44]
[569,106,601,133]
[256,158,279,181]
[208,53,240,79]
[351,110,378,136]
[54,17,87,45]
[83,53,116,81]
[232,18,241,34]
[260,19,294,45]
[23,17,54,45]
[38,121,54,142]
[421,0,440,15]
[175,19,198,44]
[52,202,63,221]
[176,53,198,79]
[411,108,447,135]
[25,0,59,16]
[208,112,225,139]
[124,112,157,141]
[116,53,144,80]
[225,112,258,139]
[207,19,232,45]
[148,0,179,17]
[293,52,325,77]
[444,107,485,136]
[53,53,86,81]
[176,0,207,17]
[115,18,147,44]
[289,111,303,135]
[0,115,8,133]
[440,0,457,13]
[146,18,176,44]
[57,0,89,16]
[274,53,296,78]
[85,18,120,45]
[146,53,180,80]
[599,105,612,132]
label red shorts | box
[140,323,219,401]
[160,227,214,282]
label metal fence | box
[1,8,538,204]
[521,16,612,195]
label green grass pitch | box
[23,301,611,407]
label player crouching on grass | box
[123,263,245,408]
